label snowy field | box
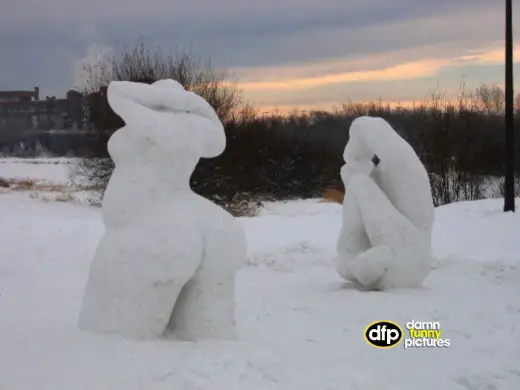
[0,157,76,184]
[0,158,102,205]
[1,158,520,390]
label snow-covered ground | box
[0,158,102,205]
[0,157,76,184]
[1,195,519,388]
[1,158,519,389]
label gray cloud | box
[0,0,515,98]
[0,0,477,25]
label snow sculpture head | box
[107,79,225,163]
[336,116,435,290]
[342,116,434,235]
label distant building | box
[0,87,87,136]
[0,87,39,102]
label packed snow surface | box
[337,116,435,289]
[1,191,519,389]
[78,79,246,340]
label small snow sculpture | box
[336,116,435,290]
[78,79,247,340]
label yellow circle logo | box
[364,320,403,348]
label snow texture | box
[78,79,247,341]
[2,192,520,390]
[336,116,435,290]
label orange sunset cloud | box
[236,45,520,93]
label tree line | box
[9,39,520,208]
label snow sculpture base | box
[336,116,435,290]
[78,79,247,340]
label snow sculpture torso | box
[336,116,435,290]
[78,79,247,340]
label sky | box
[1,0,519,111]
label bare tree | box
[71,37,242,190]
[475,84,505,115]
[106,39,241,123]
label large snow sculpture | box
[336,116,435,290]
[78,79,247,340]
